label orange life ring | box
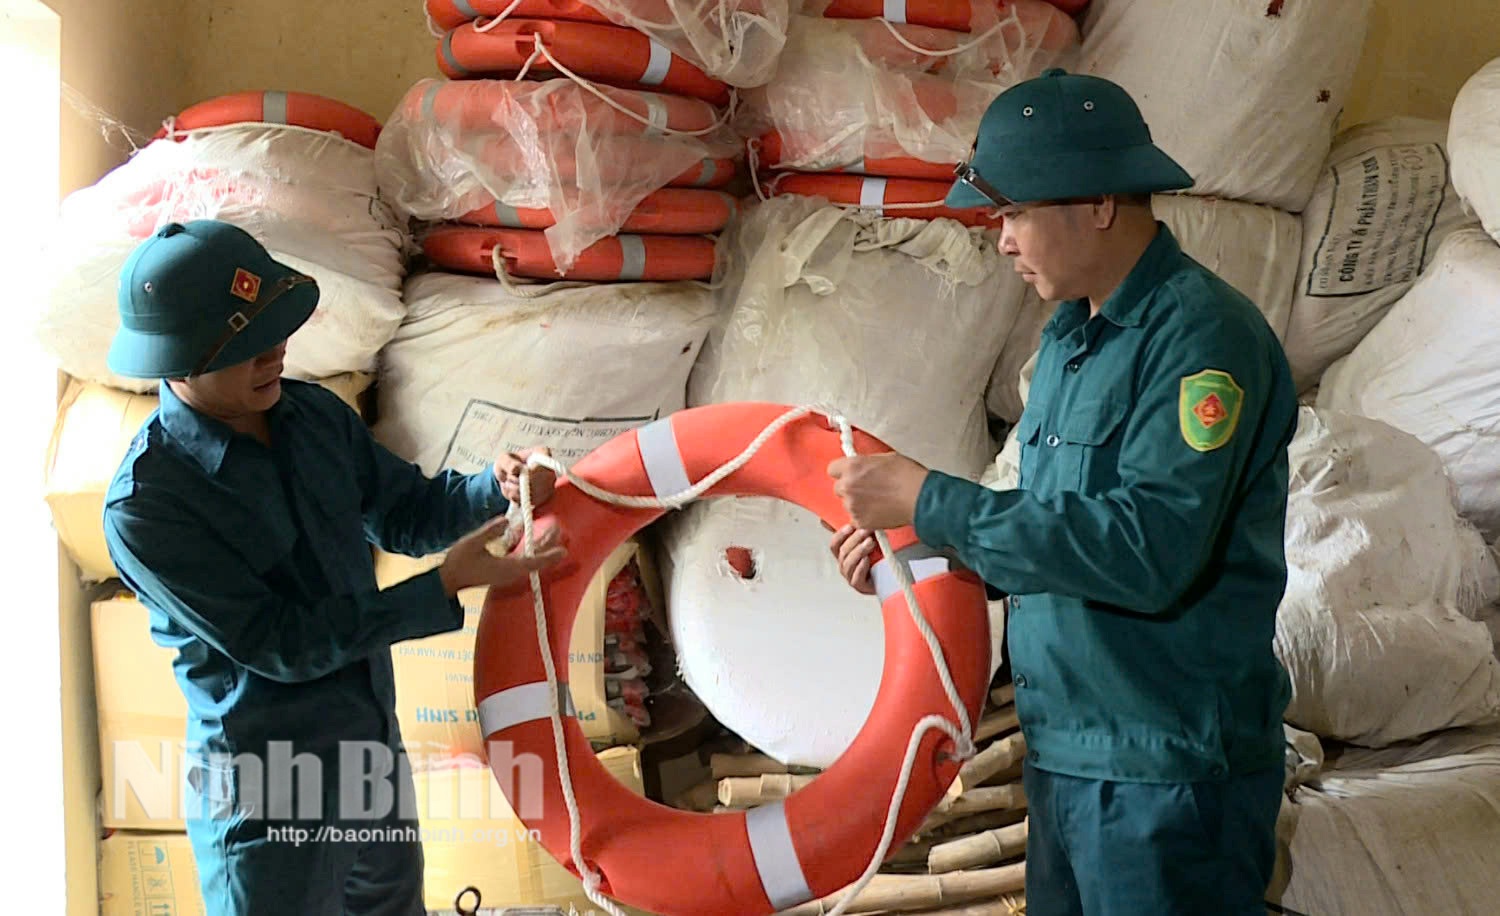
[820,0,978,32]
[819,0,1083,35]
[770,173,1003,228]
[472,403,991,916]
[463,135,739,189]
[404,78,725,135]
[439,19,732,107]
[153,91,382,149]
[423,225,719,281]
[756,131,956,182]
[427,0,613,30]
[458,189,739,234]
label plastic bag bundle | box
[425,0,793,89]
[36,111,407,392]
[378,78,740,275]
[745,6,1078,183]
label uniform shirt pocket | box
[1014,410,1044,488]
[1055,397,1130,492]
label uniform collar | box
[157,379,299,475]
[1044,222,1182,338]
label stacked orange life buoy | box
[751,0,1087,226]
[420,0,740,282]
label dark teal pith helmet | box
[947,68,1194,209]
[109,220,319,379]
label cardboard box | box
[98,832,205,916]
[92,595,191,831]
[377,541,654,761]
[414,748,651,915]
[47,374,372,582]
[95,753,649,916]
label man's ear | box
[1092,195,1120,231]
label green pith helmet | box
[109,220,318,379]
[947,68,1193,209]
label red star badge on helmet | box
[231,267,262,303]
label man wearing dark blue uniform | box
[103,220,566,915]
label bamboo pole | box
[884,894,1027,915]
[925,808,1028,842]
[955,733,1027,793]
[937,784,1026,818]
[974,706,1021,743]
[711,752,800,780]
[922,785,1027,833]
[773,864,1026,915]
[718,773,817,807]
[989,683,1015,709]
[866,896,1027,916]
[929,819,1029,873]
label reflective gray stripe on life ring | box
[860,177,888,211]
[883,0,909,24]
[642,92,669,137]
[477,681,575,738]
[872,546,952,605]
[441,31,471,76]
[262,91,289,126]
[453,0,480,17]
[641,39,673,87]
[618,234,647,281]
[693,159,718,186]
[492,200,523,227]
[746,802,814,911]
[421,82,442,121]
[636,417,692,501]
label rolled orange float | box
[770,173,1003,228]
[472,402,991,915]
[152,91,382,149]
[423,225,718,281]
[464,134,738,189]
[439,19,732,107]
[427,0,613,30]
[458,189,738,234]
[820,0,976,32]
[756,131,956,182]
[819,0,1083,37]
[403,78,725,135]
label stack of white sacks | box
[39,92,403,582]
[658,0,1081,768]
[975,6,1500,910]
[1262,58,1500,914]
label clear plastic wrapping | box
[743,7,1077,174]
[579,0,793,88]
[376,78,740,271]
[35,125,407,390]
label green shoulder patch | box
[1179,369,1244,453]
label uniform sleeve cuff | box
[389,567,465,639]
[469,465,510,518]
[914,471,982,551]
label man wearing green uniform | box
[829,69,1298,915]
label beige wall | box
[47,0,191,194]
[40,7,189,913]
[52,0,1500,196]
[1346,0,1500,126]
[175,1,437,130]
